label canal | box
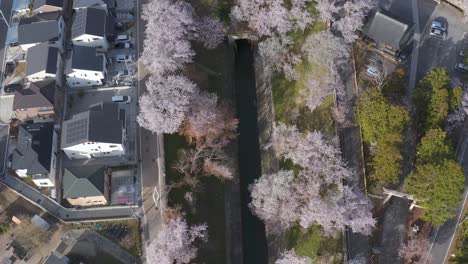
[235,39,268,264]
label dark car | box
[114,42,132,49]
[4,83,20,93]
[396,44,413,63]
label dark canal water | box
[235,39,268,264]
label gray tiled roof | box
[26,43,59,76]
[18,18,60,44]
[364,11,410,50]
[11,122,54,175]
[63,165,106,198]
[72,7,106,38]
[66,45,103,72]
[33,0,63,10]
[13,80,56,110]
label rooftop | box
[65,45,103,72]
[13,80,56,110]
[363,10,412,50]
[62,103,125,148]
[18,13,61,44]
[11,122,54,175]
[71,7,106,38]
[33,0,63,10]
[62,165,106,199]
[26,43,59,76]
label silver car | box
[430,20,446,39]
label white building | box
[61,103,127,160]
[18,11,65,52]
[65,45,107,88]
[71,7,113,51]
[25,42,60,82]
[11,122,57,187]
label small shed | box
[31,214,50,231]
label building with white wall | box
[11,122,57,187]
[71,7,111,51]
[18,11,65,52]
[65,45,107,88]
[61,103,126,160]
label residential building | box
[62,165,109,206]
[65,45,107,87]
[61,103,126,160]
[71,7,113,50]
[25,42,60,82]
[363,10,414,55]
[73,0,116,15]
[32,0,63,14]
[10,122,57,187]
[18,12,65,51]
[12,80,56,121]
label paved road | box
[136,0,165,255]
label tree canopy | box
[416,128,453,164]
[356,88,409,143]
[405,159,464,225]
[369,133,403,185]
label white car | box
[112,95,131,104]
[366,65,381,77]
[116,54,133,63]
[116,34,130,42]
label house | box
[32,0,63,14]
[10,122,57,187]
[13,80,56,121]
[61,102,126,160]
[62,165,109,206]
[363,10,414,55]
[18,12,65,51]
[73,0,116,15]
[71,7,113,50]
[65,45,107,87]
[26,42,60,82]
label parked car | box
[114,42,132,49]
[455,62,468,72]
[366,65,381,78]
[116,54,133,63]
[3,83,20,93]
[116,70,129,77]
[112,95,131,104]
[116,34,130,42]
[460,48,466,57]
[430,20,446,39]
[396,44,413,63]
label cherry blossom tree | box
[138,75,198,134]
[398,238,433,264]
[173,92,238,186]
[258,34,301,80]
[141,0,196,75]
[249,123,376,235]
[301,31,349,106]
[146,213,208,264]
[315,0,376,43]
[195,16,225,49]
[275,250,312,264]
[231,0,314,37]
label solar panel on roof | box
[65,118,88,144]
